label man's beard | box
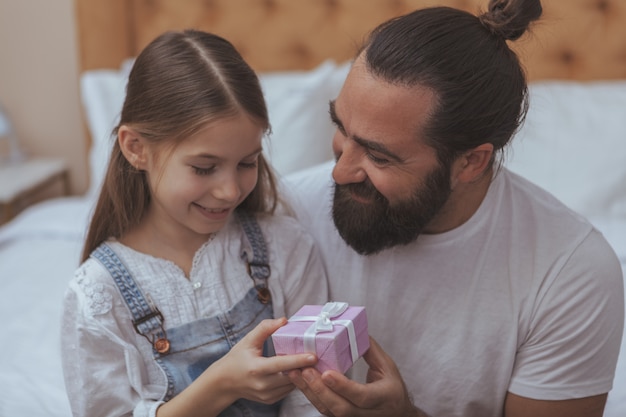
[332,163,452,255]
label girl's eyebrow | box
[193,147,264,160]
[329,100,404,163]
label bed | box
[1,0,625,415]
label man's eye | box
[367,153,390,165]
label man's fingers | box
[362,336,403,383]
[284,339,415,417]
[292,368,339,416]
[320,371,371,407]
[362,337,388,371]
[286,369,304,387]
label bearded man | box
[281,1,624,417]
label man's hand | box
[287,337,427,417]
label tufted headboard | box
[75,0,626,81]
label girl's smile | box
[192,202,232,221]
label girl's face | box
[144,112,264,242]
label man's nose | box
[332,141,367,185]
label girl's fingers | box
[249,381,296,404]
[239,318,318,373]
[241,318,288,350]
[264,352,318,374]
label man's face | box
[330,57,451,254]
[332,163,451,255]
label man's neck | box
[423,167,493,234]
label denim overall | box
[91,211,279,417]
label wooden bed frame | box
[75,0,626,81]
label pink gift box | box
[272,303,370,374]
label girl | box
[61,30,328,417]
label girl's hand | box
[210,317,318,404]
[157,318,317,417]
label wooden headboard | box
[75,0,626,81]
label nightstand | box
[0,157,70,224]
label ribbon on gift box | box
[288,302,359,365]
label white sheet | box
[0,197,92,417]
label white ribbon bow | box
[289,302,359,365]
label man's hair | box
[361,0,543,167]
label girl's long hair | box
[81,30,276,262]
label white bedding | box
[0,197,90,417]
[0,61,624,417]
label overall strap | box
[237,210,271,303]
[91,243,170,353]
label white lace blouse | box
[61,213,329,417]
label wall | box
[0,0,88,195]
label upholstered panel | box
[517,0,626,80]
[75,0,626,80]
[75,0,132,72]
[127,0,480,71]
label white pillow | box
[260,60,349,176]
[506,81,626,220]
[79,63,130,198]
[80,60,350,196]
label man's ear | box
[452,143,494,185]
[118,126,148,170]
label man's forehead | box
[336,71,436,130]
[333,68,439,164]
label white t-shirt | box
[61,213,328,417]
[283,161,624,417]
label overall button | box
[257,287,271,304]
[154,338,170,354]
